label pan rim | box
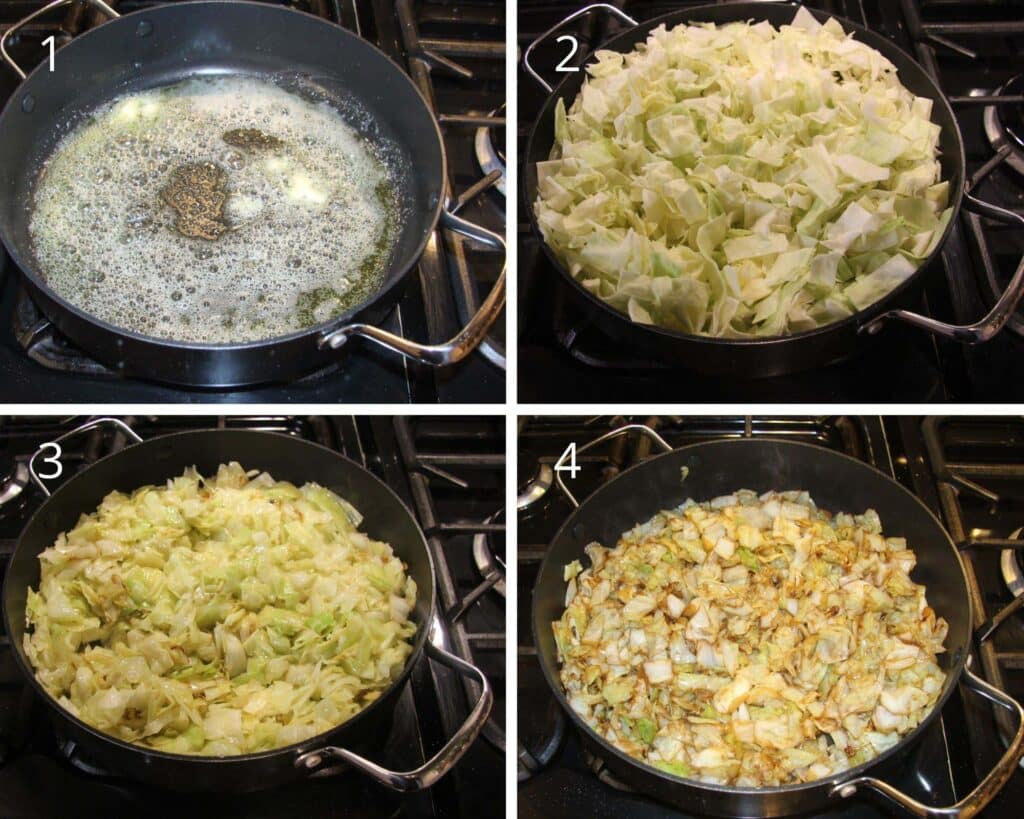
[0,0,448,353]
[531,437,972,800]
[523,1,967,351]
[2,428,438,768]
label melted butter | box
[29,75,400,343]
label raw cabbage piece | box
[24,462,417,756]
[534,7,951,337]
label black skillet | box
[531,425,1024,817]
[3,418,492,791]
[0,0,505,387]
[523,3,1024,377]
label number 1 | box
[42,35,55,72]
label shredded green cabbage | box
[534,7,951,337]
[24,463,417,756]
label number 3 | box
[37,442,63,480]
[554,35,579,73]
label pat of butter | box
[264,157,289,174]
[111,98,160,123]
[111,99,140,123]
[230,194,264,220]
[287,173,328,206]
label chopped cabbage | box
[534,8,951,337]
[24,463,417,756]
[554,489,947,786]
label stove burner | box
[472,508,505,598]
[1003,558,1024,600]
[996,528,1024,768]
[475,104,506,197]
[14,288,116,376]
[581,746,632,791]
[0,452,29,509]
[999,528,1024,601]
[984,75,1024,177]
[13,286,351,384]
[58,739,122,781]
[516,682,567,782]
[986,526,1024,642]
[517,462,553,511]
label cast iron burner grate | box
[390,416,506,756]
[984,74,1024,178]
[394,0,507,370]
[920,418,1024,771]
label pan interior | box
[525,2,964,346]
[3,430,435,761]
[0,1,445,346]
[533,439,971,793]
[29,73,406,344]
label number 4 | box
[555,442,580,480]
[42,36,55,72]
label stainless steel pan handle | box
[554,423,672,508]
[28,417,142,497]
[831,662,1024,818]
[861,193,1024,343]
[319,209,505,366]
[294,641,493,791]
[522,3,638,93]
[0,0,120,80]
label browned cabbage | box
[554,490,947,786]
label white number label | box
[42,35,55,72]
[555,442,580,480]
[554,35,579,73]
[37,442,63,480]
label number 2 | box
[555,442,580,480]
[42,35,55,72]
[554,35,579,73]
[37,442,63,480]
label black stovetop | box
[517,416,1024,818]
[517,1,1024,403]
[0,0,505,404]
[0,415,506,818]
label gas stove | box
[517,416,1023,817]
[0,0,505,403]
[517,1,1024,402]
[0,414,505,819]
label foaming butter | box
[29,75,400,344]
